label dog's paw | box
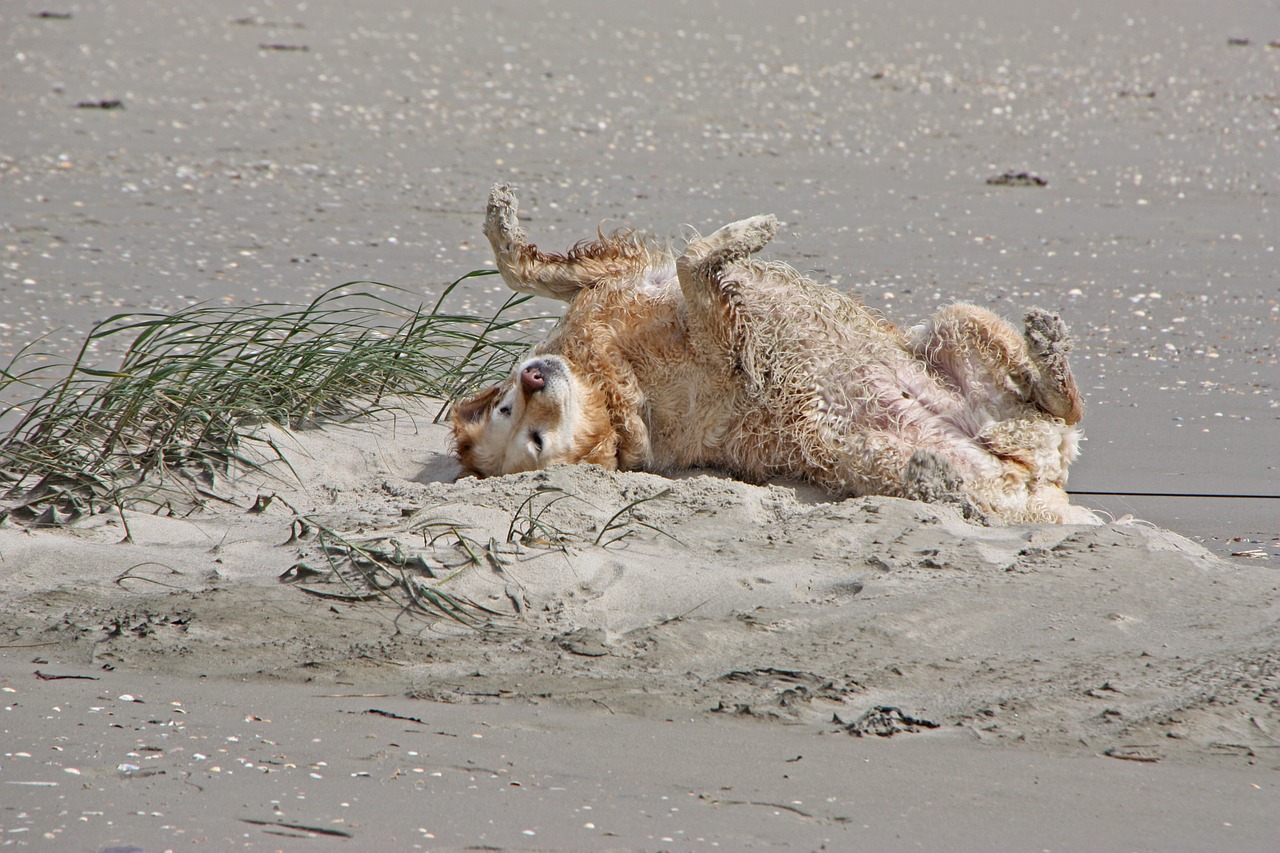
[902,450,963,501]
[704,214,779,257]
[1024,308,1083,423]
[900,450,986,519]
[1024,308,1072,360]
[683,215,779,275]
[485,182,525,245]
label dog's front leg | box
[484,183,656,302]
[483,183,583,300]
[676,215,779,388]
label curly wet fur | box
[454,184,1091,525]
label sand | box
[1,0,1277,849]
[2,411,1276,849]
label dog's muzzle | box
[521,363,545,392]
[519,357,563,394]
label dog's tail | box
[483,183,659,302]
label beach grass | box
[0,272,541,523]
[0,272,555,621]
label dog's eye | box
[498,405,512,416]
[530,431,544,452]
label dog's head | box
[452,355,618,477]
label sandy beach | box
[2,0,1277,849]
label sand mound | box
[1,407,1275,766]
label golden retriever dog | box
[453,184,1091,524]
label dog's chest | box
[634,344,743,468]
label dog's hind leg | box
[484,183,661,301]
[909,303,1082,424]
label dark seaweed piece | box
[986,170,1047,188]
[841,705,940,737]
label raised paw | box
[484,182,526,249]
[684,214,779,268]
[1024,308,1072,360]
[706,214,779,257]
[1023,308,1083,424]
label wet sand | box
[2,0,1278,849]
[2,661,1274,850]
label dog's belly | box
[633,333,993,481]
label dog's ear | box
[451,384,502,425]
[451,384,504,477]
